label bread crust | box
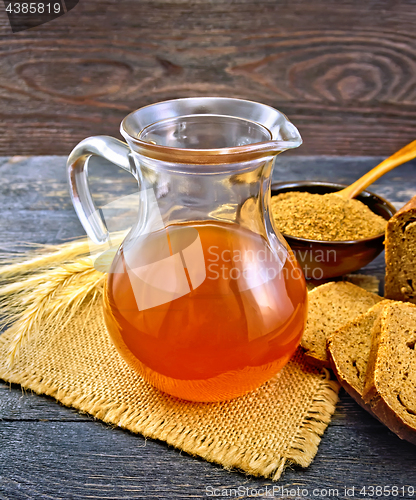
[390,195,416,218]
[328,349,375,416]
[361,312,383,404]
[385,195,416,303]
[327,301,389,419]
[304,352,331,369]
[363,303,416,445]
[364,388,416,445]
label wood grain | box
[1,155,415,245]
[0,1,416,156]
[1,410,416,500]
[1,156,416,498]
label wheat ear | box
[0,232,130,367]
[5,260,105,367]
[0,230,126,279]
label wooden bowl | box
[271,181,397,279]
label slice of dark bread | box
[301,282,383,368]
[385,195,416,303]
[327,301,390,413]
[363,301,416,445]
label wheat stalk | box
[4,260,105,367]
[0,230,126,279]
[0,232,129,368]
[0,241,92,279]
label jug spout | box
[121,97,302,167]
[258,116,303,154]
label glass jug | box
[67,97,307,402]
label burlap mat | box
[0,303,341,481]
[0,273,378,479]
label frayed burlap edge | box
[282,370,339,477]
[0,330,339,481]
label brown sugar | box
[271,191,387,241]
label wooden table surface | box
[1,0,416,157]
[1,155,416,500]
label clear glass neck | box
[130,153,279,246]
[121,97,302,167]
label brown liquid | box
[103,222,307,402]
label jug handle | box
[67,136,136,244]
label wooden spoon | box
[337,139,416,199]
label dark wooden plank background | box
[1,155,416,499]
[1,0,416,157]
